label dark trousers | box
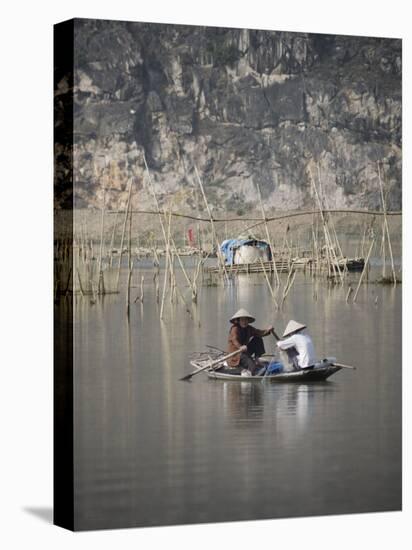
[247,336,265,358]
[239,336,266,374]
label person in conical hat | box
[282,320,306,338]
[277,319,317,370]
[227,308,273,374]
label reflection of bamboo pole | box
[257,183,280,286]
[140,275,144,302]
[353,238,375,302]
[377,162,396,285]
[134,275,145,303]
[160,209,173,319]
[126,260,134,316]
[155,279,160,303]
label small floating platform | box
[204,260,297,274]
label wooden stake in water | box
[377,162,396,285]
[259,258,279,309]
[109,210,119,268]
[309,166,342,283]
[353,238,375,303]
[257,183,280,287]
[194,164,229,281]
[116,177,134,291]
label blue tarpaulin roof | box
[220,239,270,265]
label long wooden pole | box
[115,177,134,291]
[377,162,396,285]
[256,183,280,286]
[181,348,243,381]
[309,167,343,283]
[106,208,402,224]
[353,238,375,302]
[109,210,119,268]
[193,165,229,281]
[259,258,279,309]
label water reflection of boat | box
[190,358,342,382]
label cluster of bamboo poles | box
[55,156,400,315]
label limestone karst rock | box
[55,19,402,212]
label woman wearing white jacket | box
[277,320,317,370]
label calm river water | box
[71,267,401,530]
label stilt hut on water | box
[220,237,272,265]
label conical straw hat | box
[230,308,255,324]
[282,320,306,337]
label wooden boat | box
[190,357,343,382]
[335,257,365,271]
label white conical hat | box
[282,320,306,337]
[230,308,255,323]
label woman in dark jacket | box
[227,308,273,374]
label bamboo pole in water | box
[353,238,375,303]
[317,164,346,267]
[282,270,297,306]
[256,183,280,287]
[193,164,229,281]
[109,210,119,268]
[128,201,133,270]
[309,167,342,283]
[97,166,107,294]
[76,269,84,297]
[377,162,396,285]
[64,268,72,296]
[311,219,320,276]
[170,234,197,301]
[115,177,134,291]
[259,257,279,309]
[143,152,176,281]
[381,217,386,279]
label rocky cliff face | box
[56,19,402,212]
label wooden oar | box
[180,348,243,381]
[271,328,281,341]
[332,362,356,370]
